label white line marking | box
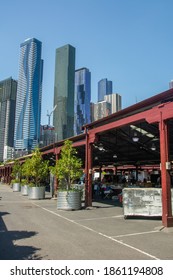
[73,215,123,221]
[31,202,160,260]
[0,200,31,203]
[112,230,160,238]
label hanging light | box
[151,143,156,151]
[113,154,117,158]
[132,131,139,142]
[94,156,98,160]
[98,143,104,151]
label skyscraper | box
[0,77,17,162]
[92,101,111,121]
[104,93,122,113]
[98,78,113,102]
[53,44,75,141]
[74,68,91,135]
[169,80,173,89]
[14,38,43,152]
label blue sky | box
[1,0,173,124]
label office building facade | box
[14,38,43,152]
[53,44,75,141]
[98,78,113,102]
[40,125,55,147]
[104,93,122,113]
[90,102,95,123]
[92,100,111,121]
[0,77,17,162]
[169,80,173,89]
[74,68,91,135]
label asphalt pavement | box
[0,183,173,260]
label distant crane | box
[46,104,57,126]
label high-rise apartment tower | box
[53,44,75,141]
[93,101,111,121]
[14,38,43,152]
[104,93,122,113]
[74,68,91,135]
[0,77,17,161]
[169,80,173,89]
[98,78,112,102]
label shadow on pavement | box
[92,198,123,208]
[0,211,41,260]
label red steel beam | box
[41,140,86,156]
[84,88,173,129]
[88,102,173,138]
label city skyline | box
[1,1,173,125]
[0,40,121,159]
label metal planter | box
[28,186,45,200]
[13,183,21,192]
[57,191,82,210]
[21,185,29,196]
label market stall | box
[123,187,173,218]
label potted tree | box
[11,160,22,192]
[27,148,49,200]
[51,140,83,210]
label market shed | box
[84,88,173,227]
[1,88,173,227]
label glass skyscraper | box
[74,68,91,135]
[0,77,17,161]
[14,38,43,152]
[53,44,75,141]
[98,78,113,102]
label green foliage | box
[20,178,28,186]
[21,158,32,184]
[11,160,22,180]
[51,140,83,190]
[5,159,13,163]
[11,178,20,184]
[27,148,49,187]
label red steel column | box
[85,130,93,207]
[53,148,60,197]
[113,166,117,175]
[159,119,173,227]
[7,166,10,184]
[4,167,7,183]
[88,142,93,207]
[9,166,12,184]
